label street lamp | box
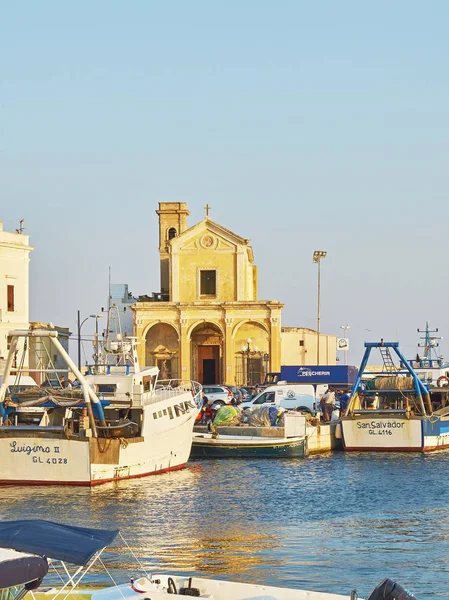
[313,250,327,365]
[241,338,259,385]
[340,325,350,365]
[76,311,103,370]
[263,352,270,381]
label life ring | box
[437,376,449,388]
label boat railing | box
[350,408,407,415]
[153,379,202,408]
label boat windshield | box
[1,586,23,600]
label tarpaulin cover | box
[0,520,119,566]
[212,405,241,427]
[0,549,48,588]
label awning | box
[0,520,119,566]
[0,549,48,588]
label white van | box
[241,384,319,414]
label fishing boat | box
[191,413,308,458]
[0,519,417,600]
[340,340,449,452]
[0,324,202,485]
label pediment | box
[171,218,249,252]
[179,234,237,252]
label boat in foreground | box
[0,326,201,485]
[0,519,418,600]
[341,341,449,452]
[191,413,308,458]
[0,548,48,600]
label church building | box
[133,203,283,385]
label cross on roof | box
[204,204,211,217]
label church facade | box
[133,203,283,385]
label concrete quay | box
[193,421,342,455]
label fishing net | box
[212,405,241,427]
[9,387,84,407]
[365,376,414,391]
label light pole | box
[313,250,327,365]
[340,325,350,365]
[77,312,102,370]
[263,352,270,381]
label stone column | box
[269,314,282,372]
[224,316,235,385]
[134,310,147,367]
[179,318,191,381]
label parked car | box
[239,387,254,400]
[202,385,233,406]
[224,385,243,403]
[241,384,318,415]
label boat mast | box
[417,322,442,364]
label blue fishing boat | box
[341,340,449,452]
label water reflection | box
[0,454,448,598]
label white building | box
[281,327,337,366]
[107,284,136,337]
[0,221,33,369]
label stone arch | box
[190,321,224,385]
[142,321,180,342]
[187,319,225,341]
[232,320,270,386]
[232,319,269,338]
[145,322,180,379]
[168,227,177,240]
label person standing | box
[322,388,335,422]
[339,390,351,415]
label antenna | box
[417,322,442,361]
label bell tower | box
[156,202,190,297]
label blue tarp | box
[0,520,119,566]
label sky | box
[1,1,448,365]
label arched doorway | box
[190,322,223,384]
[145,323,179,379]
[234,322,269,386]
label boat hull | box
[92,573,349,600]
[341,413,449,453]
[190,434,307,459]
[0,393,199,486]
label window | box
[96,384,117,394]
[7,285,14,312]
[168,228,177,240]
[200,270,216,295]
[253,392,276,405]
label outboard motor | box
[367,578,418,600]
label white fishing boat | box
[341,341,449,452]
[0,519,419,600]
[0,325,201,485]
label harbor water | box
[1,452,448,599]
